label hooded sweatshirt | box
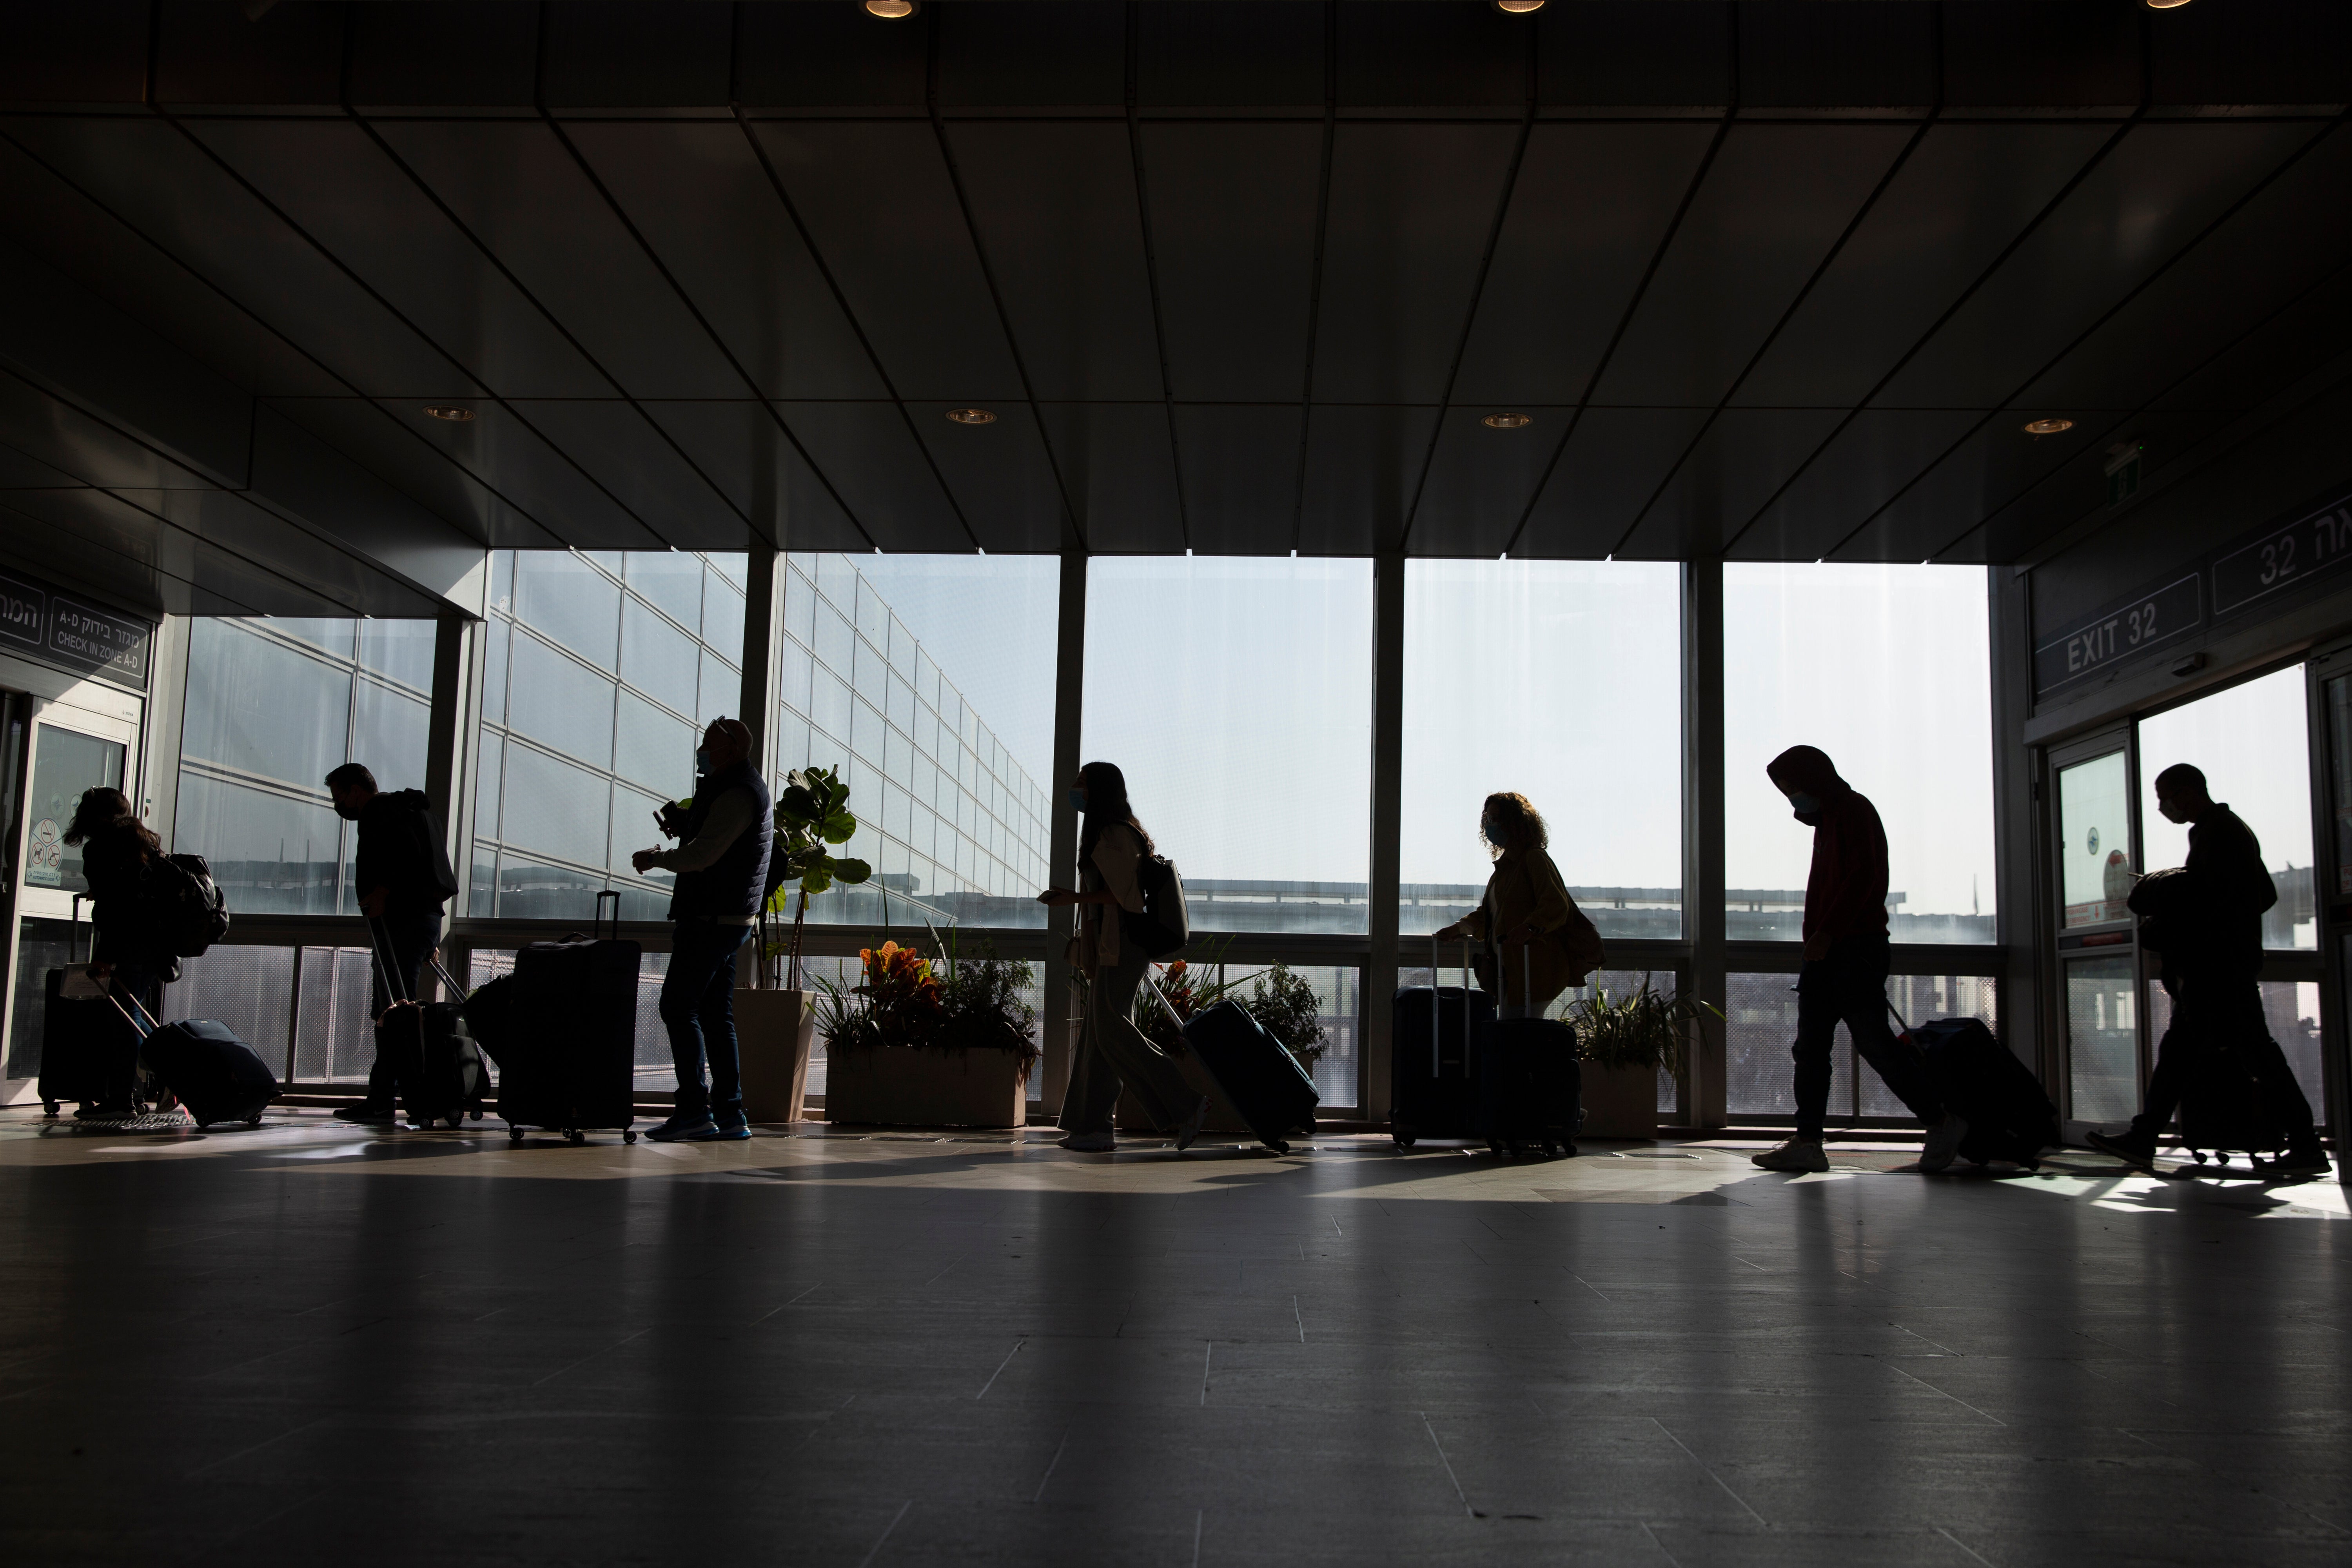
[1766,745,1888,946]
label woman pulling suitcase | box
[1430,792,1602,1018]
[1038,762,1210,1154]
[60,788,180,1120]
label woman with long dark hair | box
[1432,791,1601,1020]
[61,787,177,1118]
[1037,760,1208,1153]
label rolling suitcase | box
[1146,986,1318,1154]
[1902,1011,2056,1169]
[364,915,488,1130]
[113,992,276,1128]
[1390,934,1494,1149]
[461,973,515,1066]
[501,890,640,1145]
[1475,940,1581,1158]
[2174,1034,2288,1168]
[38,896,117,1114]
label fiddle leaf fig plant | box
[768,765,871,988]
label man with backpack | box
[325,763,459,1126]
[2090,764,2330,1178]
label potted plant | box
[737,766,872,1124]
[1119,956,1326,1135]
[1566,975,1716,1140]
[818,935,1041,1128]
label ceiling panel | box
[944,122,1164,403]
[145,486,439,617]
[2,117,478,398]
[1141,123,1326,403]
[1517,406,1720,558]
[1732,409,1991,562]
[372,397,658,549]
[1452,122,1720,407]
[0,368,216,492]
[1969,408,2239,564]
[1847,410,2114,564]
[750,120,1025,403]
[1310,122,1523,405]
[2147,271,2352,417]
[1135,2,1325,107]
[1299,403,1443,556]
[506,400,749,552]
[1875,120,2325,410]
[1734,122,2115,408]
[1405,407,1570,559]
[0,489,307,618]
[564,121,886,403]
[935,1,1128,107]
[1593,123,1914,409]
[1171,404,1305,555]
[636,401,864,554]
[1614,408,1845,559]
[192,119,608,400]
[370,119,748,400]
[268,396,559,549]
[774,401,973,554]
[1032,401,1183,554]
[907,401,1073,556]
[0,439,83,490]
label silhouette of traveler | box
[632,717,771,1143]
[1039,761,1209,1154]
[325,763,459,1126]
[1751,746,1967,1174]
[2089,764,2329,1177]
[1431,792,1602,1018]
[62,788,177,1120]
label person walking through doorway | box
[2089,764,2329,1178]
[1039,761,1209,1154]
[633,717,770,1143]
[326,763,460,1126]
[1751,746,1968,1174]
[1431,791,1602,1019]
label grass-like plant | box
[1132,949,1327,1071]
[1566,974,1718,1076]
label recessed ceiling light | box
[1494,0,1546,12]
[946,408,996,425]
[423,406,475,422]
[2021,417,2074,436]
[2143,0,2192,10]
[865,0,916,17]
[1483,412,1532,429]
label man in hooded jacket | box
[325,763,460,1126]
[1752,746,1967,1174]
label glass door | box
[2051,735,2141,1126]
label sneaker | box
[1174,1094,1211,1153]
[73,1102,136,1123]
[1751,1138,1828,1173]
[2253,1143,2332,1180]
[1918,1113,1969,1174]
[332,1104,399,1126]
[645,1113,719,1143]
[709,1119,753,1142]
[1057,1132,1116,1153]
[2086,1127,2158,1170]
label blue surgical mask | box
[695,746,711,774]
[1067,788,1088,813]
[1788,791,1822,822]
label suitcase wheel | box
[624,1130,639,1145]
[247,1115,263,1128]
[42,1100,59,1118]
[1541,1140,1559,1158]
[1392,1132,1417,1151]
[508,1127,525,1145]
[471,1109,484,1121]
[1264,1139,1290,1156]
[1486,1138,1506,1158]
[566,1129,585,1146]
[2214,1152,2229,1167]
[445,1114,463,1129]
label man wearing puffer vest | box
[632,717,772,1143]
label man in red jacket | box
[1752,746,1968,1174]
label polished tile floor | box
[0,1109,2345,1567]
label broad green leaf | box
[821,811,857,844]
[833,858,871,884]
[800,866,833,895]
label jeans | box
[661,921,749,1123]
[1791,934,1944,1142]
[1059,951,1201,1137]
[365,911,443,1110]
[2135,972,2318,1146]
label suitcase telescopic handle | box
[363,913,407,1006]
[101,984,159,1040]
[1430,932,1440,1078]
[596,887,621,943]
[70,894,84,964]
[1884,996,1914,1036]
[1142,973,1186,1032]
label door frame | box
[2045,724,2141,1139]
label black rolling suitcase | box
[364,916,488,1130]
[1148,986,1318,1154]
[1475,943,1581,1158]
[2175,1034,2288,1168]
[501,890,640,1145]
[115,993,277,1128]
[38,896,117,1114]
[461,973,516,1067]
[1391,934,1494,1149]
[1903,1010,2056,1169]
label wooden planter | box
[1579,1060,1661,1141]
[735,988,816,1123]
[824,1043,1028,1129]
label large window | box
[1724,565,1995,943]
[1401,561,1682,939]
[473,550,746,921]
[1081,558,1372,935]
[772,554,1057,929]
[2137,666,2315,950]
[176,616,435,915]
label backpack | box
[150,853,231,958]
[1121,853,1190,959]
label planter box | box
[825,1044,1028,1129]
[735,988,816,1123]
[1579,1060,1661,1141]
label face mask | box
[1788,790,1822,825]
[1068,788,1089,814]
[332,799,362,822]
[695,747,711,774]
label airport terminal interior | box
[2,2,2350,1563]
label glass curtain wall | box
[1399,560,1682,940]
[770,553,1056,929]
[175,616,436,913]
[472,550,747,921]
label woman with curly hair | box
[1433,791,1602,1020]
[61,787,178,1118]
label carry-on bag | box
[363,916,488,1129]
[1474,936,1581,1158]
[461,973,516,1066]
[2174,1033,2289,1167]
[1390,933,1495,1149]
[1899,1008,2056,1169]
[1144,984,1318,1154]
[501,889,640,1144]
[110,991,276,1128]
[38,896,117,1114]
